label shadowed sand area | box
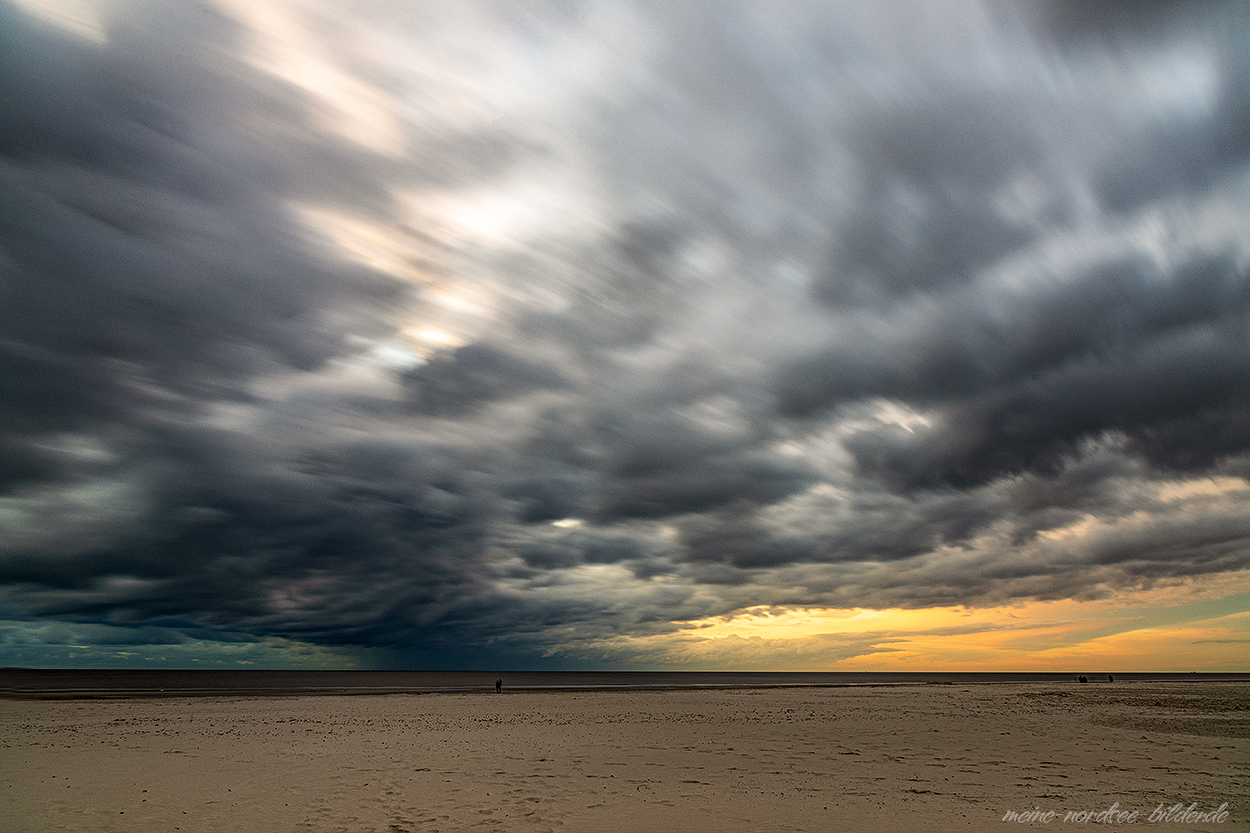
[2,682,1246,832]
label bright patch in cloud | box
[210,0,404,156]
[10,0,106,43]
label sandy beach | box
[2,682,1245,832]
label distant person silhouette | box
[495,679,502,694]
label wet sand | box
[2,682,1246,832]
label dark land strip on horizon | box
[3,669,1248,699]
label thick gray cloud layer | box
[2,0,1249,667]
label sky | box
[1,0,1249,671]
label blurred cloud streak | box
[2,0,1249,669]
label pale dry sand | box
[2,682,1246,832]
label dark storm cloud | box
[0,1,397,434]
[845,324,1250,489]
[781,247,1250,404]
[829,246,1250,488]
[816,92,1043,306]
[1095,55,1250,212]
[1032,0,1223,44]
[0,0,457,649]
[404,343,569,416]
[3,0,1250,668]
